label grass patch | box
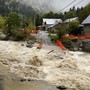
[49,34,58,41]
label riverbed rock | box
[82,39,90,52]
[0,32,6,40]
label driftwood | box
[47,50,54,54]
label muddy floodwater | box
[0,41,90,90]
[0,79,58,90]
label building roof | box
[82,15,90,24]
[43,18,62,24]
[64,17,78,23]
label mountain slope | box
[22,0,55,13]
[0,0,35,17]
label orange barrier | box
[56,40,67,50]
[31,30,39,34]
[21,29,40,35]
[64,35,90,39]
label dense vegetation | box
[0,12,35,41]
[0,0,90,41]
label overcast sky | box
[51,0,90,12]
[22,0,90,12]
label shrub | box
[12,31,27,41]
[5,12,21,37]
[69,20,80,35]
[49,34,58,41]
[0,15,5,30]
[28,19,35,31]
[9,30,35,41]
[61,38,73,49]
[58,29,68,39]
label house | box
[48,17,78,33]
[64,17,78,23]
[48,22,62,32]
[82,15,90,35]
[42,18,62,30]
[64,17,78,28]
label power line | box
[35,0,42,12]
[75,0,85,6]
[63,0,85,12]
[57,0,77,13]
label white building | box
[64,17,78,23]
[43,18,62,30]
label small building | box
[82,15,90,35]
[42,18,62,30]
[49,17,78,33]
[64,17,78,28]
[48,22,63,32]
[64,17,78,23]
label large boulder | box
[0,32,6,40]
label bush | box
[58,29,68,39]
[61,38,73,49]
[56,23,68,39]
[12,31,27,41]
[2,12,36,41]
[49,34,58,41]
[28,19,36,31]
[69,20,80,35]
[0,15,5,30]
[5,12,22,37]
[8,31,35,41]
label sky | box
[22,0,90,12]
[51,0,90,12]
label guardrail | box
[56,40,67,50]
[63,35,90,39]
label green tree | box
[79,4,90,23]
[58,13,64,21]
[28,19,35,30]
[57,23,68,38]
[64,11,76,19]
[69,20,79,35]
[0,15,5,30]
[43,12,64,20]
[5,12,21,36]
[43,11,54,18]
[35,14,42,27]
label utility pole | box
[34,14,36,29]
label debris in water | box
[47,50,54,54]
[28,56,43,66]
[57,58,78,70]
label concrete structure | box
[43,18,62,30]
[82,15,90,35]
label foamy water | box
[0,41,90,89]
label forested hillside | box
[0,0,35,17]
